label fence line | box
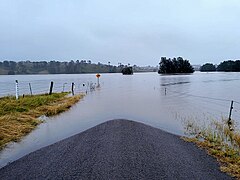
[0,80,98,98]
[162,87,240,123]
[167,89,231,102]
[165,90,228,109]
[234,101,240,104]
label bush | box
[200,63,216,72]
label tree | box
[8,70,15,75]
[3,61,9,68]
[217,60,236,72]
[0,60,123,75]
[16,61,27,74]
[48,61,57,74]
[158,57,173,73]
[200,63,216,72]
[122,67,133,75]
[234,60,240,71]
[9,61,17,70]
[158,57,194,74]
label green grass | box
[0,93,69,116]
[0,93,84,149]
[183,118,240,178]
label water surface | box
[1,72,240,168]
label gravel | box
[0,119,232,179]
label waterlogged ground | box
[0,72,240,167]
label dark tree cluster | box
[200,60,240,72]
[121,67,133,75]
[0,60,122,75]
[158,57,194,74]
[200,63,216,72]
[217,60,240,72]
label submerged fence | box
[0,80,98,98]
[161,87,240,126]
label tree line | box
[200,60,240,72]
[0,60,124,75]
[0,60,159,75]
[158,57,194,74]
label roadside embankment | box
[183,119,240,178]
[0,119,232,179]
[0,93,84,149]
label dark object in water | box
[122,67,133,75]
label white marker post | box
[15,80,19,100]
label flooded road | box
[1,72,240,167]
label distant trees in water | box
[158,57,194,74]
[200,63,216,72]
[122,67,133,75]
[0,60,124,75]
[200,60,240,72]
[0,60,158,75]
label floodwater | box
[1,72,240,168]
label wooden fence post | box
[71,82,75,96]
[49,81,54,95]
[29,83,33,96]
[228,100,234,130]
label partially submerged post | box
[29,83,33,96]
[96,73,101,87]
[228,100,234,131]
[62,83,67,92]
[15,80,19,100]
[49,81,54,95]
[72,82,75,96]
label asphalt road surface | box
[0,119,232,179]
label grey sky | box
[0,0,240,66]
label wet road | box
[0,119,232,179]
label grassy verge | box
[0,93,84,150]
[183,119,240,178]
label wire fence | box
[0,80,99,98]
[160,87,240,126]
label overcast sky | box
[0,0,240,66]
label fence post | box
[71,82,75,96]
[228,100,234,130]
[49,81,54,95]
[15,80,19,100]
[29,83,33,96]
[62,83,67,92]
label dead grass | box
[0,93,84,149]
[183,119,240,179]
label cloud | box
[0,0,240,65]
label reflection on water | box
[1,72,240,168]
